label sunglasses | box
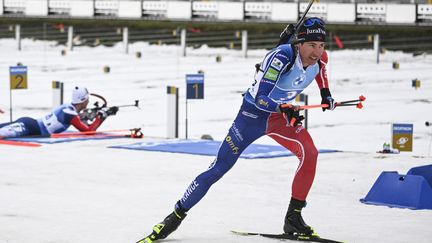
[303,18,325,27]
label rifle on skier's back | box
[277,0,316,46]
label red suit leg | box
[266,113,319,201]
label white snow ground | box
[0,38,432,243]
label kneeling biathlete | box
[138,17,337,242]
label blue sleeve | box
[56,105,78,125]
[254,45,295,112]
[63,113,76,125]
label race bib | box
[41,113,64,134]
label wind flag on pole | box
[333,34,344,49]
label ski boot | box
[137,202,187,243]
[283,197,314,236]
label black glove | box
[97,109,108,120]
[98,106,118,121]
[279,105,304,127]
[106,106,119,116]
[277,24,295,46]
[320,88,336,112]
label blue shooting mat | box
[109,139,339,159]
[6,133,125,144]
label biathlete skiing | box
[137,16,341,243]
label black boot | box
[137,202,187,243]
[283,198,314,236]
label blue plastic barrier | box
[360,165,432,210]
[407,164,432,187]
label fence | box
[2,23,432,54]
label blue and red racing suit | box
[178,43,331,210]
[0,103,103,138]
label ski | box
[0,139,42,147]
[135,236,151,243]
[231,230,344,243]
[136,224,163,243]
[136,232,157,243]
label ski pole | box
[296,102,364,110]
[338,95,366,105]
[280,103,326,110]
[337,103,363,109]
[280,95,366,110]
